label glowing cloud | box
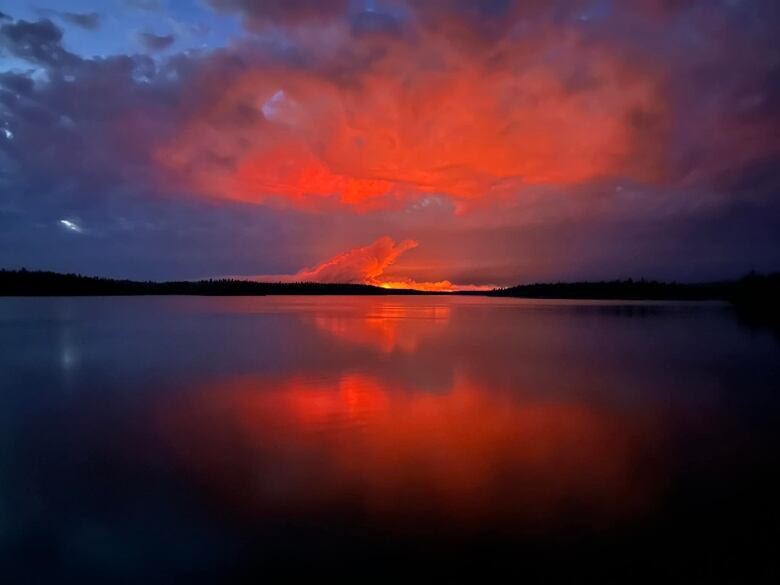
[249,236,489,291]
[157,19,667,211]
[296,236,418,284]
[59,219,83,233]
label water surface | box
[1,296,778,581]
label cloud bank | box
[158,5,668,211]
[1,1,779,283]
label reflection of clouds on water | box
[158,371,662,530]
[305,302,451,353]
[3,297,780,580]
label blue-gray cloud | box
[137,31,176,51]
[0,18,78,67]
[58,12,102,31]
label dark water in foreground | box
[1,296,778,582]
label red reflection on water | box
[307,302,450,353]
[160,372,660,532]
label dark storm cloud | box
[0,16,189,192]
[1,17,195,267]
[0,15,314,281]
[0,19,79,68]
[137,31,176,51]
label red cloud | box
[296,235,417,284]
[244,236,490,291]
[157,20,668,211]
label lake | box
[1,296,778,581]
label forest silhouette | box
[2,269,778,321]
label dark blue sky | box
[1,1,779,286]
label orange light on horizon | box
[377,279,454,292]
[237,236,495,291]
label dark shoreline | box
[1,269,778,309]
[0,269,433,297]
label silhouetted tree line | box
[488,273,780,335]
[489,278,725,300]
[1,270,777,310]
[0,269,426,296]
[489,273,779,308]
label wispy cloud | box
[243,236,491,291]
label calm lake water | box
[1,296,779,582]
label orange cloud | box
[247,236,490,291]
[296,235,417,284]
[157,22,667,211]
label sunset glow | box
[2,1,780,579]
[158,39,664,211]
[2,0,778,283]
[247,235,494,291]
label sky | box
[1,0,779,289]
